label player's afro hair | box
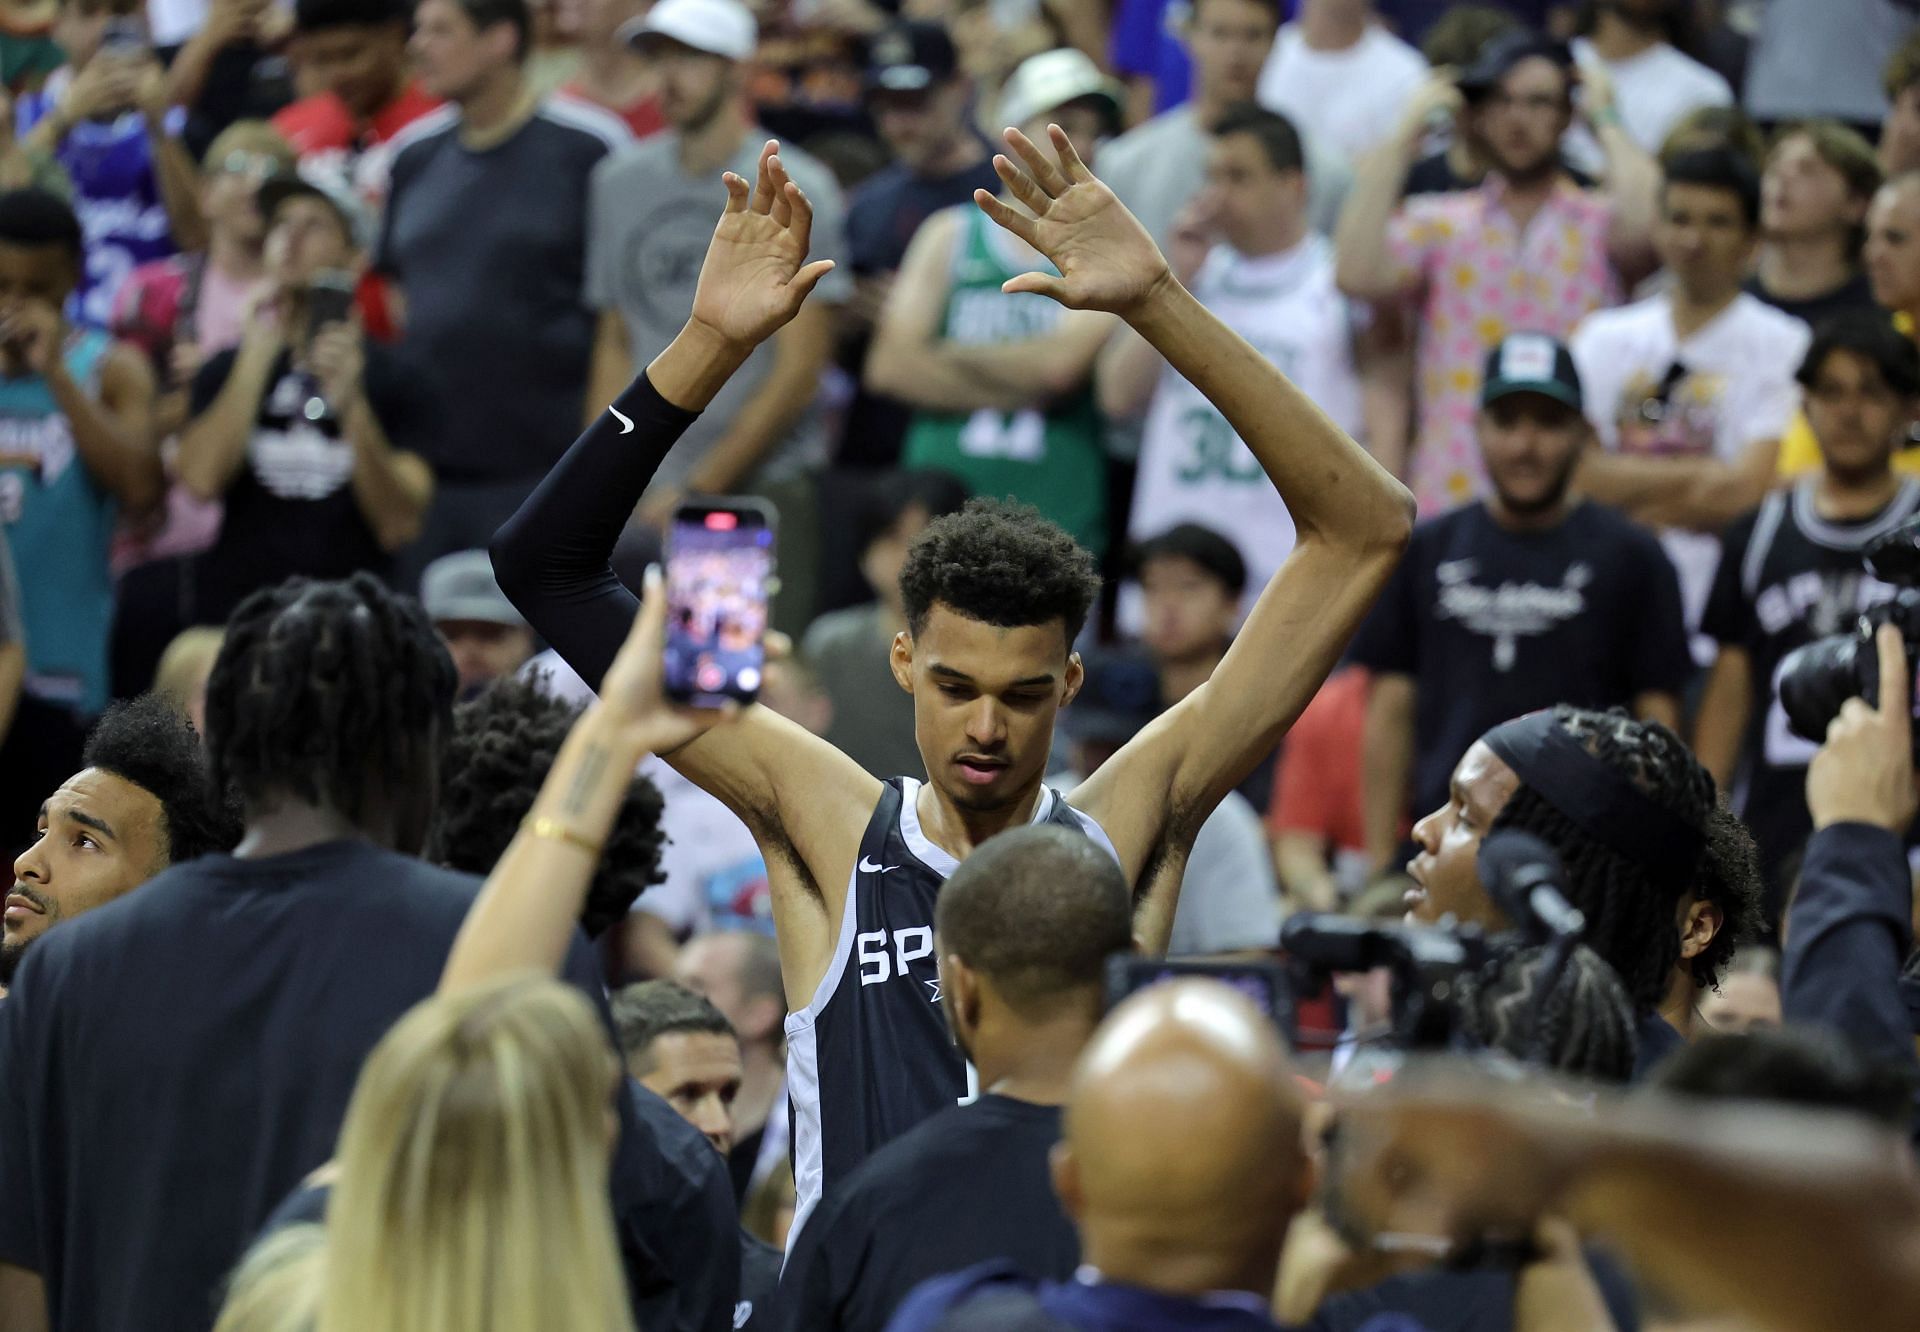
[898,498,1102,644]
[427,676,665,939]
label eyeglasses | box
[210,151,288,182]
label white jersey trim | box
[782,854,863,1253]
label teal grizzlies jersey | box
[0,329,116,713]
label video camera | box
[1778,514,1920,763]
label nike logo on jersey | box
[609,404,634,434]
[858,856,898,874]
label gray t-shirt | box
[1744,0,1916,124]
[586,130,852,493]
[1097,105,1351,251]
[1167,789,1284,956]
[378,100,630,482]
[801,600,922,781]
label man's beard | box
[1494,460,1577,518]
[0,937,25,987]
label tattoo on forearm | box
[561,744,612,817]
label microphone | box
[1477,831,1586,942]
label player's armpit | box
[664,707,882,1004]
[1073,535,1405,949]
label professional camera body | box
[1778,515,1920,762]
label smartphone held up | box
[663,499,776,709]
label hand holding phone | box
[304,269,357,341]
[663,499,777,708]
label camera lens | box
[1777,635,1864,746]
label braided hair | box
[428,676,666,938]
[205,575,456,843]
[1488,707,1764,1010]
[1457,939,1639,1084]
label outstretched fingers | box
[1048,123,1094,184]
[768,153,794,228]
[1002,125,1069,198]
[974,188,1039,247]
[788,258,837,301]
[751,139,780,215]
[786,179,815,254]
[721,170,750,213]
[993,153,1052,219]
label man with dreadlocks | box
[1403,703,1765,1077]
[0,574,737,1332]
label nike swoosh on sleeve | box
[610,404,634,434]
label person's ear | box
[1678,897,1724,961]
[889,630,914,694]
[1050,1140,1083,1221]
[1062,651,1084,708]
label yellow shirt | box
[1778,311,1920,476]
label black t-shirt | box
[1701,478,1920,897]
[838,153,1003,469]
[1309,1249,1640,1332]
[774,1095,1077,1332]
[0,839,737,1332]
[187,343,431,622]
[1349,500,1693,821]
[1742,271,1877,332]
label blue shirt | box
[0,328,116,713]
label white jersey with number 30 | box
[1130,236,1361,611]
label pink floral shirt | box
[1386,177,1621,515]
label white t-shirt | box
[1258,22,1428,165]
[521,650,771,937]
[1564,38,1733,176]
[1570,292,1810,658]
[1130,235,1361,616]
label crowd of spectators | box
[3,0,1920,1329]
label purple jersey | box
[18,87,180,326]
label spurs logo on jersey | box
[783,776,1118,1245]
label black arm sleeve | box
[490,373,701,693]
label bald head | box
[1866,171,1920,313]
[935,824,1133,1016]
[1054,980,1309,1297]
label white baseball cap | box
[620,0,757,61]
[998,47,1121,131]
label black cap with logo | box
[865,21,958,94]
[1481,333,1584,412]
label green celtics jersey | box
[901,206,1106,554]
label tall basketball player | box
[493,131,1414,1237]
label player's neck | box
[457,67,533,147]
[978,1006,1101,1105]
[1757,233,1854,301]
[916,779,1047,863]
[232,802,378,860]
[1815,464,1900,520]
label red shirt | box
[1269,665,1370,854]
[557,82,664,139]
[270,82,445,214]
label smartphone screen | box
[305,271,356,340]
[664,501,776,707]
[99,17,149,54]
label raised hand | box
[1807,622,1919,832]
[688,140,837,351]
[972,124,1173,317]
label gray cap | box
[421,550,525,628]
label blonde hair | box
[153,626,224,721]
[316,975,632,1332]
[215,1225,324,1332]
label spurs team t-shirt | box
[1349,500,1693,820]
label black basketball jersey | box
[1703,476,1920,895]
[785,777,1117,1241]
